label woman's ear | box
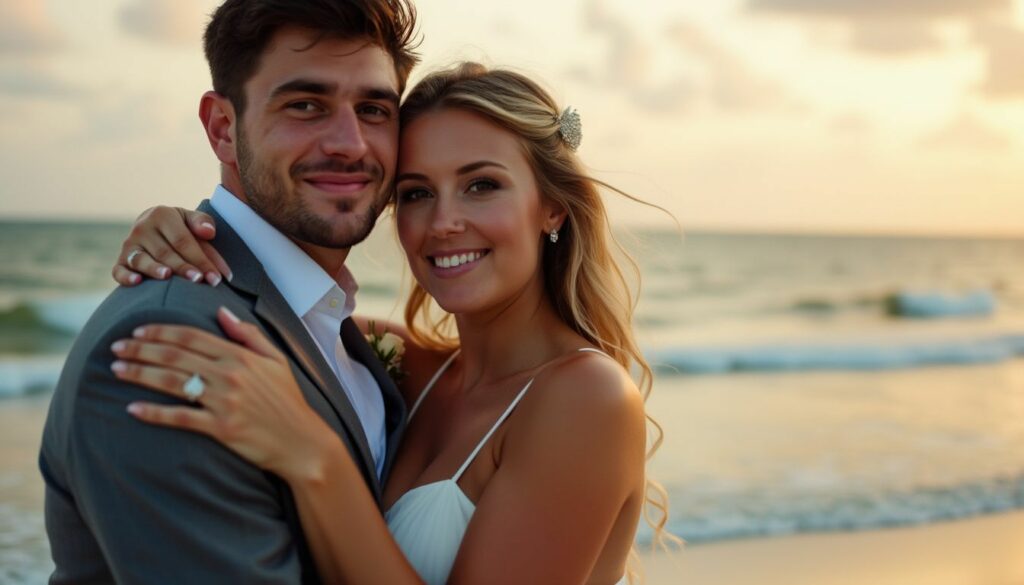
[542,203,568,235]
[199,91,238,166]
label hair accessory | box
[549,229,559,244]
[557,106,582,151]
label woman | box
[109,63,671,584]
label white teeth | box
[432,251,483,268]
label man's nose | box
[321,108,368,160]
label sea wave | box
[0,357,66,398]
[647,333,1024,374]
[0,293,107,335]
[636,473,1024,545]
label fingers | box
[111,338,218,379]
[112,264,143,287]
[115,206,224,286]
[111,359,201,402]
[131,321,260,364]
[127,402,217,436]
[217,308,286,362]
[199,240,233,282]
[121,247,173,281]
[184,209,217,241]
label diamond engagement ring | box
[182,373,206,402]
[126,249,143,269]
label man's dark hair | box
[204,0,420,115]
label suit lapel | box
[340,318,407,487]
[198,201,382,500]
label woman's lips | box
[427,249,489,278]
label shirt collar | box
[210,185,358,319]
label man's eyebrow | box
[362,87,400,106]
[269,79,336,100]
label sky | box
[1,0,1022,236]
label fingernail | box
[221,306,240,324]
[206,272,222,286]
[127,403,143,415]
[128,273,141,285]
[225,269,234,282]
[111,340,126,353]
[111,361,127,373]
[157,267,171,279]
[200,222,215,233]
[133,327,146,338]
[187,269,203,283]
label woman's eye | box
[399,188,431,202]
[467,179,499,194]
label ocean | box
[1,219,1023,580]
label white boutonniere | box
[365,321,407,383]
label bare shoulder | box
[510,350,646,457]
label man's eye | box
[359,104,391,118]
[287,101,321,113]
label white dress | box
[384,349,628,585]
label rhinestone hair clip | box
[557,106,582,151]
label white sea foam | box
[0,357,65,398]
[648,333,1024,374]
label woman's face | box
[395,108,560,315]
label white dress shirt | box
[211,185,387,479]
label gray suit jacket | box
[39,201,406,584]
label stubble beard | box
[235,127,389,250]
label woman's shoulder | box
[511,349,645,451]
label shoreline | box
[641,510,1024,584]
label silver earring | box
[549,229,559,243]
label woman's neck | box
[452,280,580,391]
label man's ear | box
[199,91,238,166]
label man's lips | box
[303,173,372,194]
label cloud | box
[572,0,795,114]
[0,1,64,54]
[746,0,1014,55]
[119,0,208,45]
[572,0,697,113]
[919,112,1012,151]
[667,21,797,111]
[746,0,1010,21]
[972,22,1024,98]
[0,68,82,99]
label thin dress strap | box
[450,348,612,482]
[407,349,460,421]
[452,377,536,482]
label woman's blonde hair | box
[398,62,680,580]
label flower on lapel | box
[365,321,407,383]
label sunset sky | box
[1,0,1022,236]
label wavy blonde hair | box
[397,62,680,581]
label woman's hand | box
[111,307,335,481]
[114,206,232,287]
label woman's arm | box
[112,308,424,584]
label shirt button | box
[329,298,339,308]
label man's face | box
[233,26,400,249]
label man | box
[39,1,419,582]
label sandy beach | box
[641,511,1024,585]
[2,394,1022,584]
